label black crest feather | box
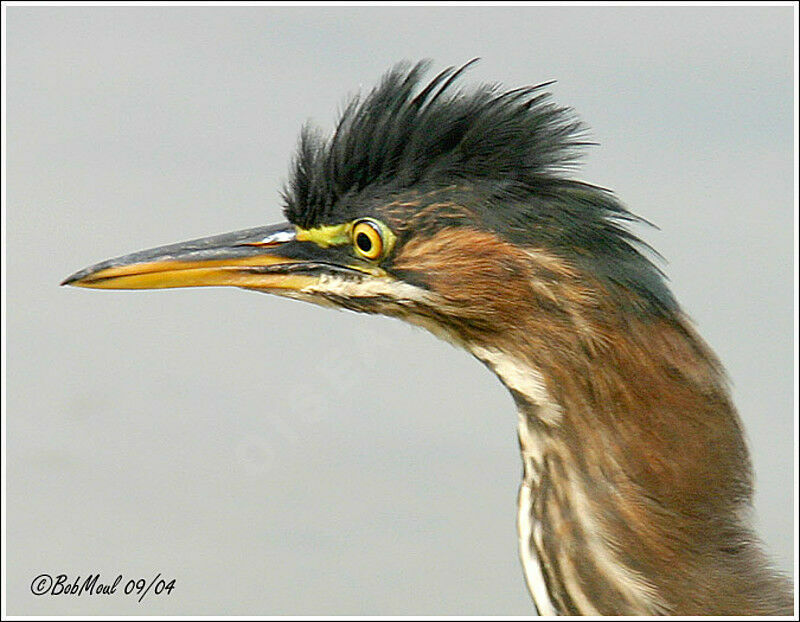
[282,60,588,229]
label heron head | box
[63,61,675,354]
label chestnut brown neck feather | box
[392,228,793,615]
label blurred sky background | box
[6,5,795,615]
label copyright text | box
[30,573,175,602]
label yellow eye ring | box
[352,219,385,260]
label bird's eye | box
[352,219,385,260]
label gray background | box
[6,6,795,615]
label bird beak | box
[61,222,374,292]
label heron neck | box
[467,315,791,615]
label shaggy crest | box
[282,59,588,227]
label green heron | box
[62,61,792,615]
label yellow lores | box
[296,219,396,260]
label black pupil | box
[356,231,373,253]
